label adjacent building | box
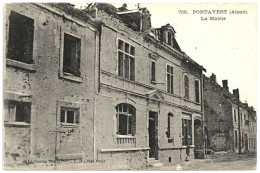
[203,74,257,154]
[85,3,205,168]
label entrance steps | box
[148,158,163,167]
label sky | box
[80,2,257,109]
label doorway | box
[149,111,158,159]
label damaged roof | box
[46,3,101,26]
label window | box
[234,109,237,123]
[116,103,136,135]
[167,32,172,45]
[167,113,174,142]
[195,80,200,103]
[240,113,243,125]
[184,75,189,98]
[235,130,238,149]
[63,33,81,77]
[244,114,246,124]
[8,11,34,64]
[167,65,174,94]
[60,107,79,124]
[151,61,156,82]
[241,131,244,147]
[4,100,31,123]
[118,39,135,81]
[182,119,192,146]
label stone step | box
[148,158,163,167]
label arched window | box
[167,32,172,45]
[116,103,136,135]
[195,80,200,103]
[184,75,189,98]
[167,113,173,139]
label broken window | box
[184,75,189,98]
[182,118,192,146]
[60,107,79,124]
[8,11,34,64]
[116,103,136,135]
[167,65,174,94]
[118,39,135,81]
[63,33,81,77]
[4,100,31,123]
[151,61,156,82]
[195,80,200,103]
[167,113,174,142]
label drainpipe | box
[201,74,206,158]
[237,89,241,154]
[93,21,103,162]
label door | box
[149,111,158,159]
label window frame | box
[184,74,189,99]
[116,103,136,136]
[166,64,174,94]
[195,79,200,103]
[6,10,36,71]
[4,100,31,124]
[117,38,135,81]
[151,60,156,83]
[59,32,83,83]
[182,115,192,146]
[167,113,174,143]
[60,107,80,125]
[57,100,81,126]
[235,130,238,149]
[233,109,237,123]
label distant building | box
[203,74,257,154]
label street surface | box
[145,153,257,171]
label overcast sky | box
[108,3,257,109]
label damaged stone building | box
[3,2,218,169]
[3,3,100,165]
[203,74,257,154]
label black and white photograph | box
[1,0,258,171]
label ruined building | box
[3,3,100,165]
[203,74,257,154]
[4,3,206,169]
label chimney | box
[141,8,151,32]
[118,3,128,12]
[210,73,216,83]
[222,80,229,91]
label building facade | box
[203,74,257,154]
[85,3,205,168]
[3,3,100,165]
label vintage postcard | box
[2,1,257,170]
